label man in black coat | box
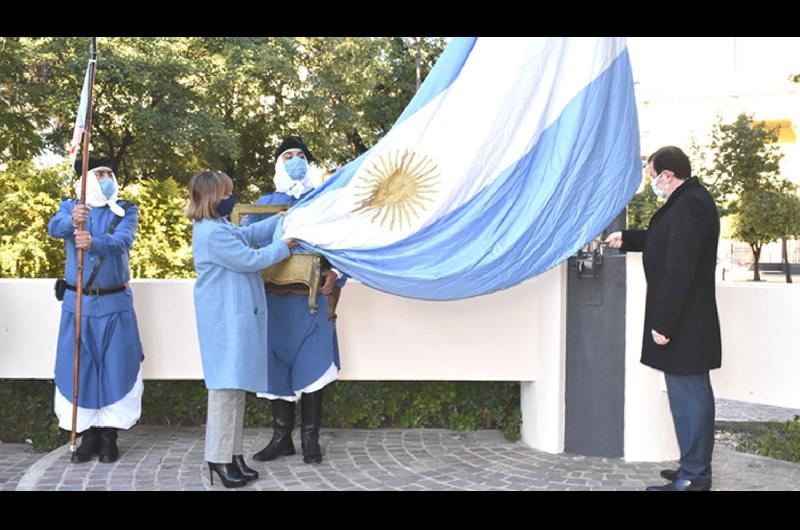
[606,146,721,491]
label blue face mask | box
[99,178,116,199]
[284,156,308,181]
[217,194,237,218]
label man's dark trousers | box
[664,371,715,487]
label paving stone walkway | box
[4,398,798,491]
[6,424,798,491]
[0,443,40,492]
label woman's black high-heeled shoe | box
[232,455,259,481]
[207,462,248,488]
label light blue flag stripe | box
[392,37,477,127]
[295,48,640,300]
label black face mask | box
[217,194,237,218]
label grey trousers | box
[205,389,246,463]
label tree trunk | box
[220,156,235,181]
[782,236,793,284]
[415,37,422,91]
[113,133,134,185]
[751,244,761,281]
[346,129,368,157]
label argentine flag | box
[282,37,641,300]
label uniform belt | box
[265,284,340,321]
[65,283,129,296]
[266,284,310,296]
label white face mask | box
[650,171,667,199]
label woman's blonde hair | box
[186,171,234,221]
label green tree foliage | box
[0,164,195,279]
[121,178,195,279]
[8,37,445,192]
[731,183,800,281]
[0,161,69,277]
[0,38,50,162]
[695,113,792,279]
[731,190,777,281]
[181,37,302,200]
[32,37,208,185]
[775,186,800,283]
[696,112,783,214]
[294,37,448,167]
[769,182,800,283]
[627,170,662,229]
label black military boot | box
[300,389,323,464]
[98,427,119,463]
[252,399,296,461]
[71,427,101,463]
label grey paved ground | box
[0,443,40,491]
[3,399,798,492]
[6,424,799,491]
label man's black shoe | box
[646,479,710,491]
[660,469,679,482]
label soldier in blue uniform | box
[248,136,346,465]
[48,157,144,464]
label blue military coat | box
[48,199,143,409]
[247,191,346,396]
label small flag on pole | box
[67,60,94,164]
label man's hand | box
[651,329,671,346]
[74,229,92,250]
[320,270,337,295]
[283,238,299,249]
[604,231,623,249]
[72,204,91,226]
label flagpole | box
[415,37,421,91]
[70,37,97,453]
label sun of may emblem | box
[352,149,440,231]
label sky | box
[627,37,800,96]
[625,37,800,183]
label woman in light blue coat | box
[187,170,295,488]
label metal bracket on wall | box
[573,239,606,279]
